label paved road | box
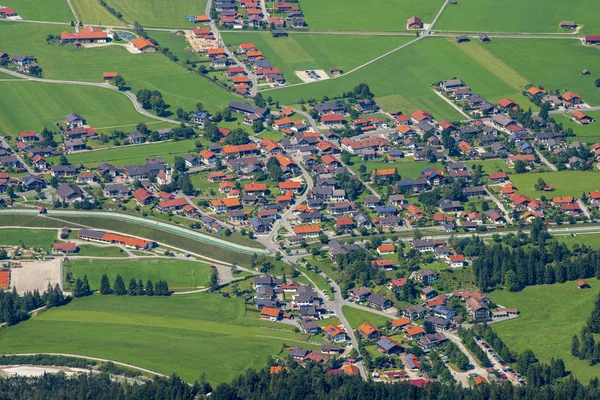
[533,146,558,171]
[0,136,34,175]
[433,89,472,120]
[444,331,490,379]
[424,0,450,35]
[484,186,514,224]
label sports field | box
[0,294,316,383]
[49,139,196,167]
[435,0,600,34]
[66,258,213,290]
[222,32,412,85]
[342,305,391,329]
[508,171,600,199]
[0,229,57,251]
[0,81,156,135]
[267,38,528,120]
[301,0,444,32]
[552,112,600,144]
[489,279,600,383]
[71,0,123,26]
[2,0,74,22]
[348,156,444,179]
[103,0,207,28]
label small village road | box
[533,146,558,171]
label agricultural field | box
[267,37,530,121]
[71,0,123,26]
[0,228,57,251]
[489,279,600,383]
[348,156,444,180]
[2,0,74,22]
[435,0,600,34]
[301,0,444,32]
[342,305,391,329]
[508,171,600,199]
[0,294,316,383]
[552,112,600,144]
[484,39,600,107]
[65,258,213,290]
[103,0,207,28]
[0,81,156,135]
[222,32,413,85]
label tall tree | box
[113,275,126,295]
[100,274,111,295]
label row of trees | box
[571,293,600,365]
[100,274,170,296]
[0,284,68,326]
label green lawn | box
[489,279,600,383]
[464,159,509,175]
[301,0,444,32]
[553,112,600,144]
[2,0,74,22]
[0,294,315,383]
[508,171,600,199]
[66,258,213,290]
[436,0,600,34]
[267,37,529,120]
[0,228,57,251]
[71,0,123,25]
[348,156,444,180]
[484,39,600,107]
[222,32,413,84]
[342,305,391,329]
[103,0,207,28]
[150,31,206,63]
[49,139,196,167]
[553,234,600,249]
[74,245,128,258]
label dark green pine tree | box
[100,274,111,295]
[136,280,145,296]
[588,295,600,333]
[145,280,154,296]
[73,278,84,297]
[572,335,581,358]
[113,275,126,295]
[82,275,91,296]
[128,279,138,296]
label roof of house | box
[131,37,156,50]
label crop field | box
[222,32,413,85]
[484,39,600,107]
[348,156,444,179]
[489,279,600,383]
[435,0,600,34]
[2,0,74,22]
[552,112,600,144]
[50,139,196,167]
[65,258,213,290]
[508,171,600,199]
[0,228,57,251]
[103,0,207,28]
[342,305,391,329]
[267,38,529,121]
[0,294,316,383]
[71,0,123,26]
[301,0,444,32]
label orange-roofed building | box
[222,197,241,208]
[488,171,508,182]
[261,307,282,321]
[377,244,395,255]
[244,182,267,193]
[274,117,293,129]
[293,224,321,237]
[279,180,302,192]
[60,26,108,44]
[388,278,407,291]
[103,72,118,81]
[498,97,518,109]
[405,325,425,339]
[343,364,359,376]
[573,110,594,124]
[390,317,410,330]
[526,87,546,97]
[246,51,263,59]
[280,107,294,116]
[321,154,341,166]
[589,191,600,200]
[239,43,256,52]
[131,37,156,52]
[194,15,210,22]
[223,143,259,156]
[274,153,297,168]
[270,366,283,374]
[358,323,381,340]
[474,376,487,385]
[373,168,396,177]
[553,196,574,205]
[411,109,432,122]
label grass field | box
[484,39,600,107]
[342,305,391,329]
[150,31,205,63]
[435,0,600,34]
[0,228,57,251]
[464,159,510,175]
[103,0,207,28]
[50,139,196,167]
[0,81,157,135]
[553,112,600,144]
[489,279,600,383]
[348,156,444,179]
[0,294,315,383]
[74,245,128,258]
[554,234,600,249]
[301,0,444,32]
[71,0,123,25]
[267,37,529,120]
[222,32,412,85]
[66,258,213,290]
[508,171,600,198]
[2,0,74,22]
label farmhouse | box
[406,16,423,30]
[52,242,78,254]
[573,111,594,124]
[77,229,153,249]
[131,38,156,53]
[60,26,108,44]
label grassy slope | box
[301,0,444,32]
[342,305,391,329]
[508,171,600,198]
[0,294,314,383]
[436,0,600,34]
[0,228,57,250]
[66,258,212,289]
[103,0,207,28]
[267,37,529,120]
[222,32,413,85]
[2,0,74,22]
[71,0,123,25]
[489,279,600,383]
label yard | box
[464,159,510,175]
[73,245,128,258]
[65,258,213,290]
[489,279,600,383]
[347,156,444,180]
[552,112,600,144]
[508,171,600,199]
[342,305,391,329]
[0,228,57,251]
[0,293,315,383]
[102,0,208,28]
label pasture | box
[222,32,412,85]
[0,294,316,383]
[103,0,207,28]
[342,305,391,329]
[2,0,74,22]
[508,171,600,199]
[553,112,600,144]
[0,81,155,135]
[301,0,444,32]
[267,37,529,121]
[435,0,600,34]
[0,228,57,251]
[490,279,600,383]
[71,0,123,26]
[65,258,213,290]
[74,245,128,258]
[348,156,444,179]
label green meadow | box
[552,112,600,144]
[348,156,444,179]
[222,32,413,84]
[342,305,391,329]
[490,279,600,383]
[0,228,57,251]
[0,294,316,383]
[74,245,128,258]
[103,0,207,28]
[71,0,123,25]
[2,0,74,22]
[508,171,600,199]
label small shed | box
[577,280,591,289]
[456,36,470,43]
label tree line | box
[571,293,600,365]
[100,274,170,296]
[0,284,68,326]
